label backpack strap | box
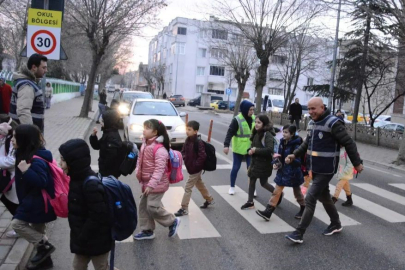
[153,143,164,156]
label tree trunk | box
[353,12,371,124]
[79,53,102,118]
[234,82,245,117]
[98,72,110,95]
[255,63,268,115]
[396,37,405,164]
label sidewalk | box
[208,110,405,172]
[0,96,98,270]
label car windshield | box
[272,99,284,108]
[301,105,308,110]
[123,93,153,103]
[133,101,177,116]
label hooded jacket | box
[89,109,125,178]
[224,100,255,148]
[247,127,275,179]
[59,139,112,256]
[135,136,170,194]
[181,134,206,174]
[14,148,56,223]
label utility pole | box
[328,0,342,112]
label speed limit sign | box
[27,8,62,60]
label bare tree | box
[66,0,166,117]
[213,0,325,114]
[140,66,154,95]
[152,64,166,97]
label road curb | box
[363,159,405,174]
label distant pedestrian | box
[175,120,214,217]
[134,119,180,240]
[285,97,363,244]
[289,98,302,130]
[59,139,117,270]
[241,115,277,210]
[9,54,48,133]
[96,89,107,124]
[44,82,53,109]
[332,147,355,206]
[0,77,12,116]
[256,125,305,221]
[11,125,56,269]
[163,92,167,99]
[223,100,255,195]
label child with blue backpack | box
[59,139,115,270]
[134,119,180,240]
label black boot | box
[30,241,55,266]
[294,205,305,219]
[256,204,275,221]
[342,194,353,207]
[332,197,338,204]
[26,256,53,270]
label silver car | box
[169,95,185,107]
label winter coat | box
[44,86,53,98]
[135,136,170,194]
[99,92,107,105]
[181,134,206,174]
[224,100,254,148]
[247,130,275,179]
[336,148,354,181]
[274,137,304,187]
[289,103,302,118]
[59,139,112,256]
[0,135,18,204]
[14,148,56,223]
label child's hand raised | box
[92,127,98,136]
[18,160,31,173]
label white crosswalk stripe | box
[330,184,405,223]
[281,186,360,226]
[212,185,295,234]
[352,183,405,206]
[90,164,232,172]
[389,183,405,192]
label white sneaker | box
[5,230,19,238]
[254,190,257,197]
[229,187,235,195]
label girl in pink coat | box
[134,119,181,240]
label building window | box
[153,54,157,63]
[210,66,225,76]
[171,43,185,55]
[272,55,286,65]
[269,70,283,81]
[308,61,316,70]
[170,64,173,74]
[196,85,204,93]
[198,48,207,58]
[307,77,314,86]
[177,27,187,35]
[211,48,226,59]
[268,88,283,95]
[212,29,228,40]
[197,67,205,76]
[199,30,207,38]
[157,52,161,62]
[208,89,225,95]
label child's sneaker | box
[322,223,343,236]
[228,187,235,195]
[134,230,155,240]
[241,201,254,210]
[168,217,181,237]
[285,231,304,244]
[175,208,188,216]
[200,200,215,209]
[5,230,19,238]
[254,190,257,197]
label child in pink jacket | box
[134,119,180,240]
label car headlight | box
[118,104,130,115]
[272,107,279,112]
[130,124,143,132]
[175,125,186,132]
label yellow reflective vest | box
[231,113,255,155]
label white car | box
[374,121,404,133]
[123,99,187,147]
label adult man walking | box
[289,98,302,130]
[223,100,255,195]
[285,97,363,244]
[0,77,12,116]
[9,54,47,133]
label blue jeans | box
[97,103,106,121]
[230,152,251,187]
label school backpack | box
[84,175,137,270]
[119,141,138,176]
[260,132,279,155]
[153,144,184,184]
[194,138,217,172]
[35,156,70,218]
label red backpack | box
[34,156,70,218]
[153,144,183,184]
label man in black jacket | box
[284,97,363,244]
[289,98,302,130]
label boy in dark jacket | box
[59,139,114,270]
[175,121,214,216]
[90,109,125,178]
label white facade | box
[148,17,333,105]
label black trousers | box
[1,195,18,216]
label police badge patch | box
[318,132,323,139]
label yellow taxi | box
[347,113,369,123]
[210,100,220,110]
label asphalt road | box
[47,105,405,270]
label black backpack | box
[119,141,138,176]
[194,137,217,172]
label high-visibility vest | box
[232,113,255,155]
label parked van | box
[255,94,285,112]
[188,95,223,106]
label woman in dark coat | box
[256,125,305,221]
[59,139,113,269]
[241,114,277,210]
